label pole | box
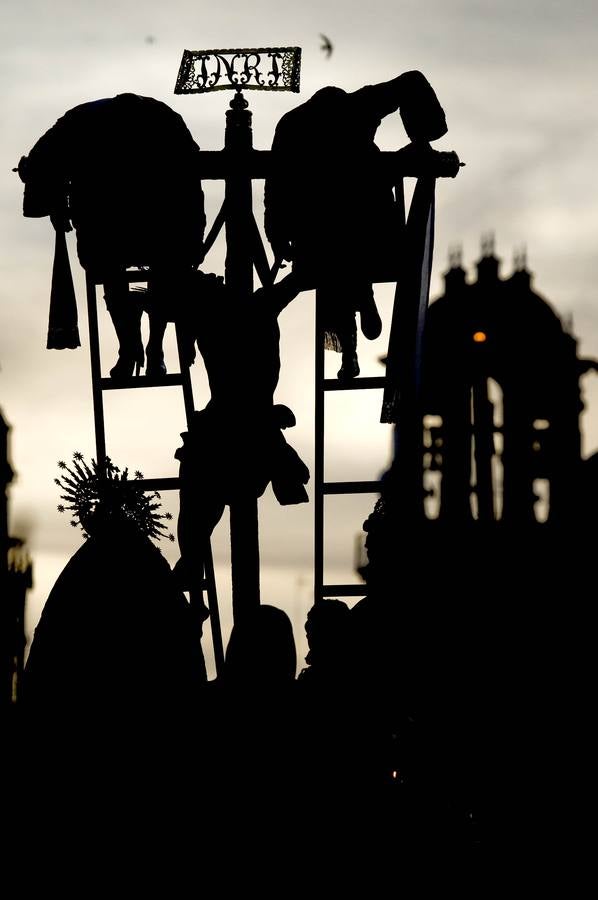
[224,90,261,621]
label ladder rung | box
[120,269,201,283]
[91,268,193,285]
[323,480,381,495]
[322,376,386,391]
[320,584,367,597]
[136,477,180,492]
[90,269,149,285]
[124,269,150,283]
[100,374,185,390]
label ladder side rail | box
[314,289,325,604]
[87,270,225,677]
[174,319,225,677]
[314,178,410,604]
[175,322,196,424]
[85,272,107,476]
[203,541,225,674]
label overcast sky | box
[2,0,597,672]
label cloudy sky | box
[1,0,597,673]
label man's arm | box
[264,115,297,263]
[393,142,462,179]
[18,116,71,228]
[351,70,448,143]
[253,271,303,319]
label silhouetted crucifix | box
[174,47,302,622]
[174,47,462,619]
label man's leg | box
[145,311,168,377]
[175,481,224,591]
[146,268,197,376]
[104,275,144,379]
[319,286,360,381]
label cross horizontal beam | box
[194,149,461,180]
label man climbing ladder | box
[16,91,206,378]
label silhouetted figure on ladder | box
[264,70,448,378]
[17,92,206,378]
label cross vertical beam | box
[224,91,261,621]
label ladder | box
[313,299,386,603]
[313,176,436,604]
[84,268,225,674]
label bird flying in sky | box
[320,34,333,58]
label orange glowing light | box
[473,331,487,343]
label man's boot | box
[337,318,360,381]
[357,284,382,341]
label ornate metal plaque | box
[174,47,301,94]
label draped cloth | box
[47,229,80,349]
[381,177,435,424]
